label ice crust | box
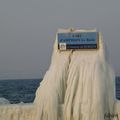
[34,30,115,120]
[0,29,119,120]
[0,104,35,120]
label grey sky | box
[0,0,120,79]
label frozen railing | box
[0,104,34,120]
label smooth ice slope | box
[0,29,119,120]
[0,97,10,104]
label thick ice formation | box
[0,29,118,120]
[0,104,35,120]
[34,30,116,120]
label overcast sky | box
[0,0,120,79]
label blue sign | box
[58,32,99,50]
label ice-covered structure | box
[0,29,120,120]
[34,29,116,120]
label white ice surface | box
[34,31,116,120]
[0,29,118,120]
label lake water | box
[0,77,119,104]
[0,79,41,104]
